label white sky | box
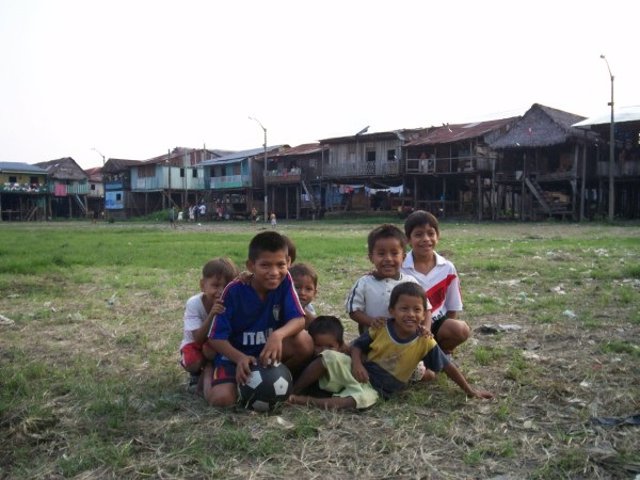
[1,0,638,169]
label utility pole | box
[249,117,268,223]
[600,54,615,221]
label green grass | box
[1,220,639,479]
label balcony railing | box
[322,162,401,177]
[210,175,252,190]
[406,156,493,174]
[0,182,48,193]
[265,169,302,185]
[598,161,639,177]
[48,183,90,195]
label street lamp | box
[600,54,615,221]
[91,147,106,166]
[91,147,107,220]
[249,116,268,223]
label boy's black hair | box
[202,257,238,283]
[248,231,288,262]
[404,210,440,239]
[389,282,427,310]
[308,315,344,345]
[289,262,318,288]
[282,235,297,264]
[367,224,408,254]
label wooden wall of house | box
[328,139,402,170]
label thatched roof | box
[34,157,88,181]
[103,158,142,173]
[490,104,597,149]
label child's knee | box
[456,321,471,342]
[206,386,237,407]
[290,330,314,358]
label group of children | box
[178,210,493,410]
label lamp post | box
[600,54,615,221]
[92,148,106,220]
[249,116,268,223]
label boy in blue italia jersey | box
[203,231,314,407]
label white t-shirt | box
[180,293,208,350]
[345,272,423,319]
[401,251,462,323]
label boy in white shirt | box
[179,257,238,392]
[346,224,422,334]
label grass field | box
[1,219,639,479]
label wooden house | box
[200,146,286,219]
[403,117,518,218]
[103,158,142,219]
[129,147,221,217]
[319,129,426,212]
[0,162,49,221]
[34,157,89,219]
[266,143,326,219]
[490,104,599,221]
[84,167,104,218]
[573,105,640,219]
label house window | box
[30,176,39,185]
[9,176,17,183]
[180,168,185,178]
[192,168,198,178]
[91,184,96,191]
[233,164,241,175]
[387,149,396,161]
[139,165,155,178]
[116,193,122,201]
[367,150,376,162]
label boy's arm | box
[350,345,369,383]
[303,309,317,329]
[442,363,494,399]
[259,316,305,366]
[349,310,385,329]
[192,302,225,344]
[346,278,385,328]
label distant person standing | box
[251,207,258,224]
[270,212,277,228]
[169,206,177,229]
[199,202,206,221]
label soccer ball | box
[238,362,293,412]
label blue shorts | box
[211,360,237,386]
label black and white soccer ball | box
[238,362,293,412]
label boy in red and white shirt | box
[401,211,470,380]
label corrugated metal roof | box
[573,105,640,127]
[405,117,519,146]
[320,128,425,144]
[272,143,326,157]
[199,146,285,166]
[0,162,48,174]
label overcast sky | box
[1,0,638,169]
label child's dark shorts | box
[431,316,450,337]
[211,360,237,386]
